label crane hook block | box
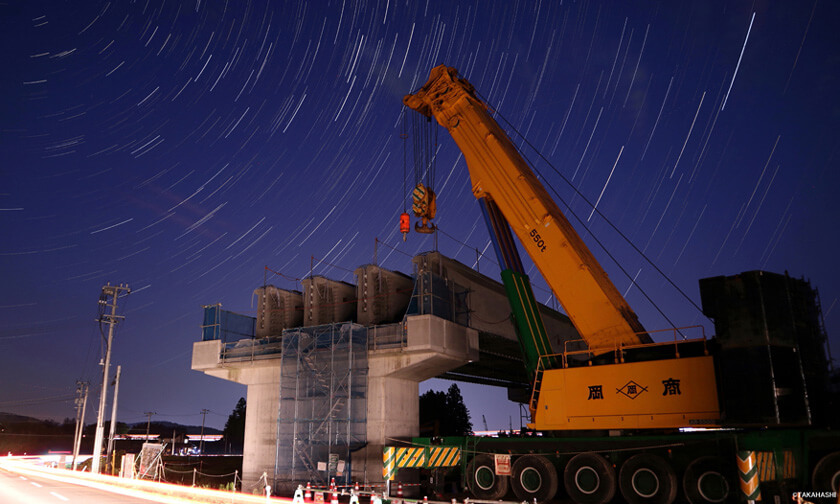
[415,219,436,234]
[412,183,437,218]
[411,183,437,234]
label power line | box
[474,87,706,324]
[0,394,76,406]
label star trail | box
[1,0,838,429]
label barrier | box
[383,446,462,480]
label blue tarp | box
[201,305,255,343]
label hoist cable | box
[472,88,707,328]
[402,107,407,213]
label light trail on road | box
[0,467,157,504]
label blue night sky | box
[1,1,838,430]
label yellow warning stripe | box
[384,446,462,478]
[396,447,425,468]
[756,451,775,481]
[427,447,461,467]
[783,450,796,479]
[383,447,396,480]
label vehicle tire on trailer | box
[682,456,737,504]
[563,452,616,504]
[510,454,558,503]
[812,452,840,493]
[618,453,677,504]
[466,454,509,500]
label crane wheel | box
[466,454,509,500]
[811,452,840,493]
[510,454,558,503]
[682,456,737,504]
[563,452,616,504]
[618,453,677,504]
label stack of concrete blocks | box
[253,285,303,337]
[301,275,357,326]
[354,264,414,326]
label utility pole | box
[144,411,156,439]
[71,381,89,470]
[91,283,130,474]
[106,365,122,462]
[199,409,209,454]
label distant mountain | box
[127,420,223,435]
[0,413,221,435]
[0,412,60,425]
[0,413,224,455]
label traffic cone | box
[423,496,428,504]
[354,482,360,493]
[331,488,339,504]
[305,482,312,503]
[397,483,404,499]
[331,478,336,491]
[294,485,305,504]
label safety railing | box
[217,321,409,362]
[221,334,284,361]
[554,325,709,368]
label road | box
[0,466,164,504]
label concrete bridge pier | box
[191,314,478,493]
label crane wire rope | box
[401,107,407,213]
[411,111,437,190]
[474,89,709,330]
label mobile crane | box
[384,66,839,504]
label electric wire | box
[472,86,708,326]
[0,394,77,407]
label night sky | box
[2,1,838,431]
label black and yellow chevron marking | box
[383,446,462,480]
[426,447,461,467]
[737,450,761,501]
[396,447,425,468]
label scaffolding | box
[275,323,368,487]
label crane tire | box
[511,454,559,503]
[811,452,840,493]
[618,453,677,504]
[683,456,737,504]
[563,452,616,504]
[467,454,509,500]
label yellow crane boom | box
[405,65,648,351]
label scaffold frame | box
[274,323,368,487]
